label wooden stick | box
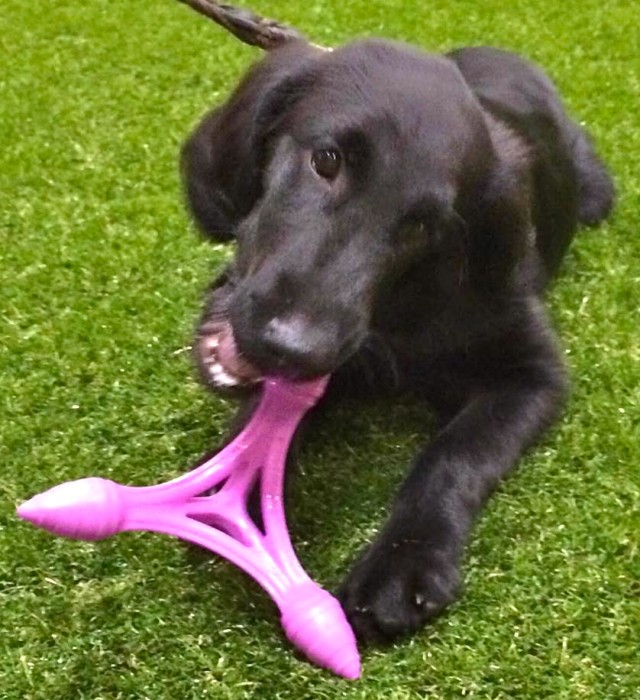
[176,0,305,50]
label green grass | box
[1,1,638,698]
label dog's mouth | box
[196,321,263,389]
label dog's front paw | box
[338,537,460,644]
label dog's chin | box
[196,321,263,391]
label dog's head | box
[182,39,531,388]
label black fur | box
[181,39,615,642]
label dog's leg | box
[339,323,567,642]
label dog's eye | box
[311,149,341,180]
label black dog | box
[180,23,614,643]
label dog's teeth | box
[203,336,219,350]
[200,335,220,362]
[209,362,239,387]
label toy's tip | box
[338,655,361,680]
[16,496,44,524]
[16,477,126,540]
[280,582,361,679]
[328,647,361,680]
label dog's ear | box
[466,158,536,295]
[181,42,320,241]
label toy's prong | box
[132,443,240,504]
[280,582,361,679]
[16,477,127,540]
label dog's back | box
[451,47,615,277]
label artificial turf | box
[1,0,638,698]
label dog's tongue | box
[218,326,262,384]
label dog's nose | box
[260,315,335,375]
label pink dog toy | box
[17,376,360,679]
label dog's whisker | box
[172,345,193,356]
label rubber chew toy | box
[17,376,360,679]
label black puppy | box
[179,7,615,643]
